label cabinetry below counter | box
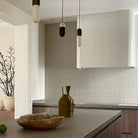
[121,110,138,138]
[33,106,57,114]
[98,117,121,138]
[0,111,14,122]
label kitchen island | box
[33,100,138,138]
[0,109,121,138]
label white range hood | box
[77,10,136,68]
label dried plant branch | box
[0,47,15,97]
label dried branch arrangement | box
[0,47,15,97]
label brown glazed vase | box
[58,93,72,117]
[66,86,75,115]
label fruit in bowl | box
[29,116,44,121]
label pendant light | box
[59,0,66,37]
[32,0,40,23]
[77,0,82,47]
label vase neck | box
[66,86,70,95]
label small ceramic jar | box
[0,100,4,111]
[3,97,14,111]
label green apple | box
[0,124,7,133]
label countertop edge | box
[84,112,121,138]
[33,102,138,110]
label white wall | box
[15,25,29,116]
[30,21,45,100]
[45,21,138,104]
[0,25,14,100]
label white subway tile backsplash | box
[46,68,138,104]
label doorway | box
[0,19,29,122]
[0,20,15,122]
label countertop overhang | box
[1,109,121,138]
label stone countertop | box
[0,109,121,138]
[33,99,138,110]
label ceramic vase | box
[3,96,15,111]
[58,87,72,117]
[0,100,4,111]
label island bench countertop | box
[0,109,121,138]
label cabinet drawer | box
[98,117,121,138]
[121,110,138,138]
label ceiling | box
[6,0,138,23]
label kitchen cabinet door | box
[97,117,121,138]
[77,10,135,68]
[121,110,138,138]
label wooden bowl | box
[17,114,64,130]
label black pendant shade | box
[32,0,40,6]
[59,26,65,37]
[77,28,82,36]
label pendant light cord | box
[79,0,80,28]
[62,0,63,23]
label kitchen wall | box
[31,21,45,100]
[45,18,138,104]
[0,24,14,101]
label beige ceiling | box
[6,0,138,23]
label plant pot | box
[0,100,4,111]
[3,97,15,111]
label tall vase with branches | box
[0,47,15,97]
